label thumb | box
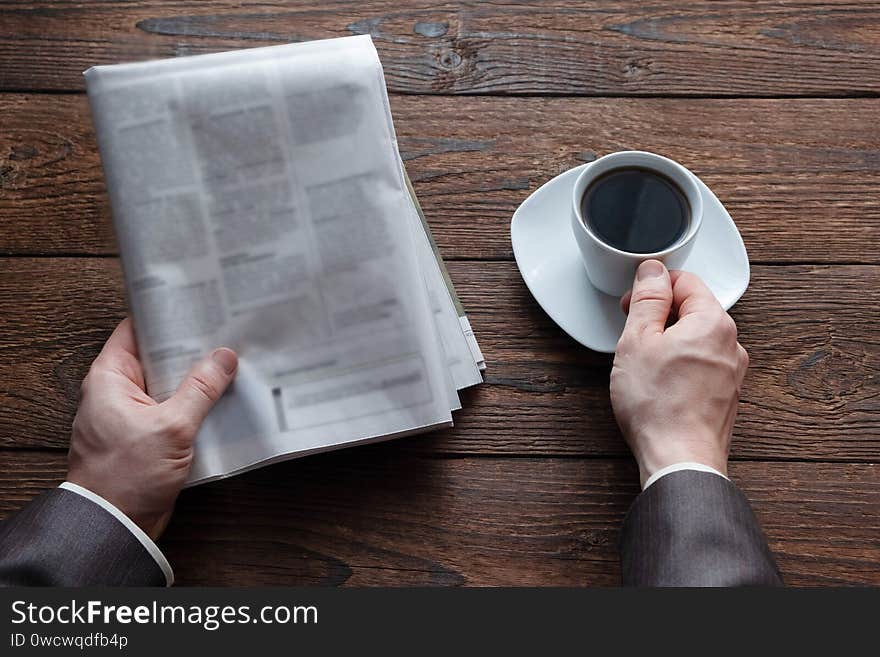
[163,348,238,428]
[622,260,673,337]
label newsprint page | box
[85,36,483,484]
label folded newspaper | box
[84,35,484,485]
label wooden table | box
[1,1,878,586]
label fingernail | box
[637,260,666,280]
[211,348,238,375]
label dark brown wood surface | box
[3,94,880,262]
[2,258,878,461]
[2,1,880,96]
[1,449,877,586]
[0,1,878,586]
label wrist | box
[105,502,171,542]
[66,473,170,540]
[631,439,728,488]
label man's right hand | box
[610,260,749,487]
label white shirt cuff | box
[642,462,728,491]
[59,482,174,586]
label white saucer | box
[510,164,749,353]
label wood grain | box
[1,449,876,586]
[1,258,876,460]
[2,94,880,262]
[2,0,879,589]
[2,1,879,96]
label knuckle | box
[175,451,194,471]
[86,358,105,378]
[71,412,85,437]
[724,314,738,337]
[631,287,671,305]
[159,413,192,441]
[78,374,91,399]
[79,363,103,395]
[709,311,737,338]
[81,365,113,393]
[187,373,221,403]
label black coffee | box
[581,166,690,254]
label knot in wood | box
[439,49,463,70]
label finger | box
[737,342,749,378]
[671,271,723,319]
[621,260,673,336]
[162,348,239,429]
[99,317,140,360]
[621,270,687,315]
[94,318,146,388]
[668,270,687,287]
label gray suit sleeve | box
[0,488,167,586]
[620,470,783,586]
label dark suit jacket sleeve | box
[620,470,783,586]
[0,488,168,586]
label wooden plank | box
[2,1,879,96]
[451,262,880,461]
[2,94,880,262]
[1,258,877,461]
[1,450,877,586]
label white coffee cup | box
[570,151,703,297]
